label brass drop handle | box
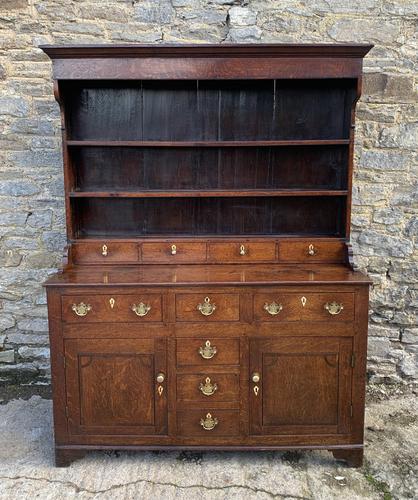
[239,244,246,256]
[264,301,283,316]
[252,372,261,383]
[131,302,151,317]
[198,340,217,360]
[308,244,316,256]
[156,372,165,384]
[200,413,218,431]
[72,302,92,317]
[197,296,216,316]
[102,244,108,256]
[324,302,344,315]
[171,244,177,255]
[199,377,218,396]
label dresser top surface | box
[44,264,371,287]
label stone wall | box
[0,0,416,386]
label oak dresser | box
[41,43,372,467]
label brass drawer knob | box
[171,244,177,255]
[156,373,165,384]
[200,413,218,431]
[263,301,283,316]
[131,302,151,317]
[252,372,261,383]
[239,244,246,256]
[324,301,344,315]
[197,296,216,316]
[308,244,316,256]
[102,244,108,256]
[72,302,92,317]
[199,377,218,396]
[198,340,217,360]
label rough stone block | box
[227,26,262,41]
[328,19,400,43]
[18,346,50,361]
[16,318,49,333]
[0,97,29,117]
[228,6,257,26]
[359,150,407,171]
[0,350,15,363]
[402,328,418,344]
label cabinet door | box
[65,338,167,436]
[249,337,352,435]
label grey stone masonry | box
[0,0,417,385]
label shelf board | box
[66,139,350,148]
[69,190,348,198]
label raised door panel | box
[65,338,167,436]
[249,337,352,436]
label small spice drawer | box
[61,294,163,323]
[208,241,277,263]
[177,410,240,437]
[177,372,240,404]
[72,242,139,264]
[175,293,240,322]
[279,241,345,263]
[141,242,207,263]
[176,338,240,366]
[254,292,355,322]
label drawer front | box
[62,294,163,323]
[176,293,240,322]
[176,338,240,366]
[141,242,206,263]
[177,410,240,436]
[279,241,345,263]
[254,292,355,322]
[177,372,240,404]
[208,242,276,263]
[72,242,139,264]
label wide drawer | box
[62,294,163,323]
[177,372,240,404]
[177,410,240,437]
[176,293,240,322]
[279,241,345,263]
[141,242,206,263]
[254,292,355,322]
[208,242,277,263]
[72,242,139,264]
[176,338,240,366]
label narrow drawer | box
[254,292,355,322]
[141,242,206,263]
[177,410,240,437]
[62,294,163,323]
[176,293,240,322]
[208,241,276,263]
[177,372,240,404]
[176,338,240,366]
[279,241,345,263]
[72,242,139,264]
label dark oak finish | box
[42,43,371,467]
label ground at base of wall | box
[0,388,416,499]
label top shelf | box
[66,139,351,147]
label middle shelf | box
[69,190,349,198]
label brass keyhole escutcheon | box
[72,302,92,317]
[199,377,218,396]
[171,244,177,255]
[198,340,217,360]
[253,386,259,396]
[239,244,246,256]
[308,244,316,256]
[157,386,164,396]
[200,413,218,431]
[301,296,307,307]
[264,301,283,316]
[109,298,115,309]
[197,296,216,316]
[102,244,108,256]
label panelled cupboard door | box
[249,337,352,436]
[64,338,167,436]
